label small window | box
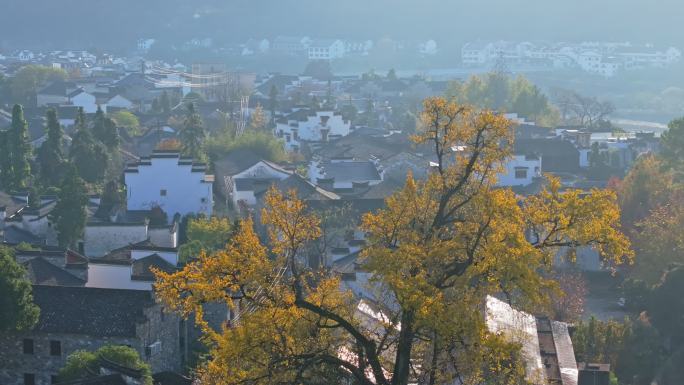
[514,168,528,179]
[23,339,34,354]
[160,189,167,197]
[51,376,59,384]
[200,198,207,204]
[49,340,61,356]
[24,373,35,385]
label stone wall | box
[0,332,138,385]
[0,302,183,384]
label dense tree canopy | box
[155,97,631,385]
[178,216,233,262]
[10,65,67,104]
[0,246,39,332]
[206,131,287,163]
[50,166,88,248]
[660,117,684,177]
[446,74,560,127]
[58,345,152,384]
[111,110,141,135]
[36,108,65,186]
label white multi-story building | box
[496,154,542,187]
[461,40,682,77]
[137,38,156,53]
[275,108,351,152]
[124,151,214,219]
[308,39,346,60]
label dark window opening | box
[160,189,167,196]
[23,339,33,354]
[514,168,528,179]
[50,340,61,356]
[24,373,35,385]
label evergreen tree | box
[0,246,39,332]
[268,85,278,126]
[179,103,205,160]
[92,105,105,141]
[151,98,160,114]
[387,68,397,80]
[45,108,63,156]
[8,104,31,189]
[93,107,120,149]
[160,90,171,114]
[310,95,319,111]
[323,80,334,110]
[36,108,64,186]
[70,107,109,183]
[0,130,11,188]
[50,166,88,248]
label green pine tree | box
[50,166,88,248]
[0,130,11,188]
[70,107,109,183]
[324,80,334,110]
[9,104,31,189]
[160,90,171,114]
[36,108,64,186]
[268,85,278,127]
[179,103,205,160]
[93,106,120,149]
[151,98,160,114]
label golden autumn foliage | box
[155,97,632,385]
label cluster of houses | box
[238,35,438,60]
[0,57,647,383]
[0,149,214,384]
[462,40,682,77]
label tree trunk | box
[392,311,415,385]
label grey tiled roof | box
[32,285,154,337]
[319,161,381,183]
[23,257,85,286]
[131,253,177,281]
[2,225,43,244]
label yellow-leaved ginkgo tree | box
[155,97,632,385]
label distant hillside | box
[1,0,682,51]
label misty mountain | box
[1,0,683,51]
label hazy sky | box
[1,0,682,49]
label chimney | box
[0,206,5,230]
[316,177,335,191]
[578,363,610,385]
[352,181,370,194]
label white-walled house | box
[69,89,100,113]
[125,151,214,219]
[275,109,351,152]
[83,217,177,258]
[86,240,178,291]
[497,154,542,187]
[106,94,134,110]
[229,161,291,207]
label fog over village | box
[0,1,683,385]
